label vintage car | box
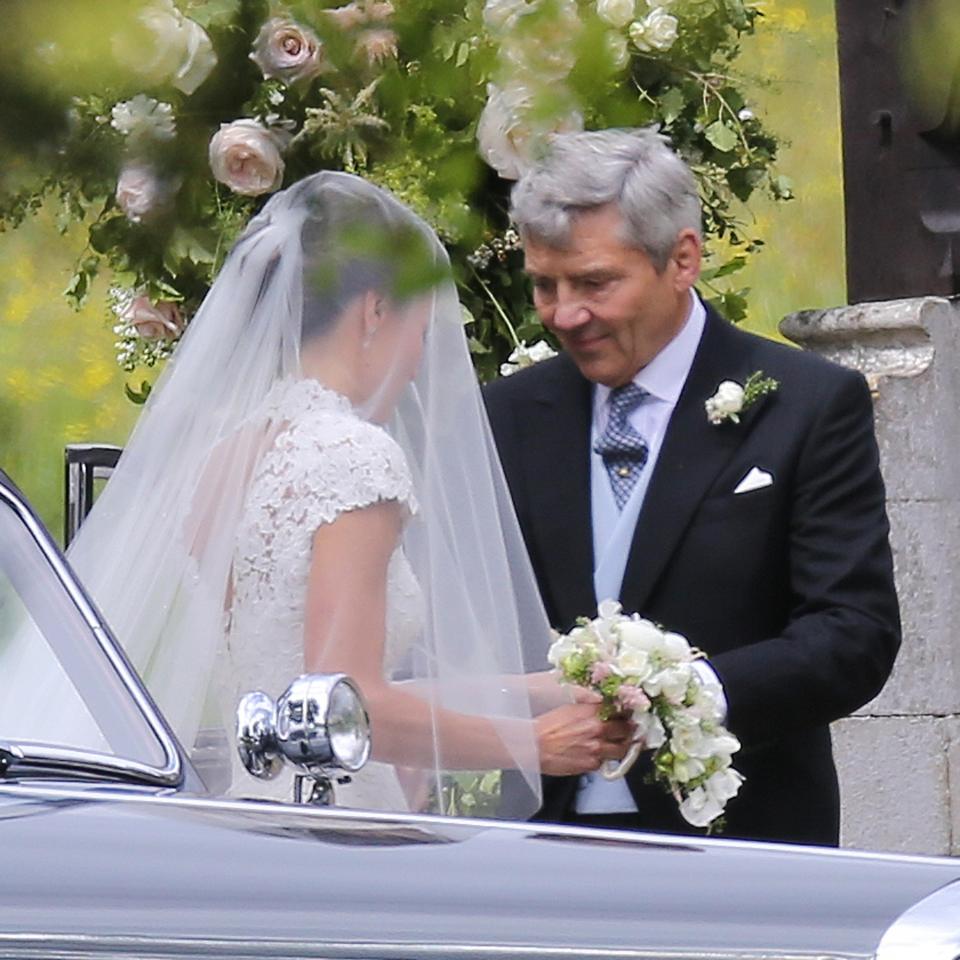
[2,463,960,960]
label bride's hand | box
[534,703,635,777]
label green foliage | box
[0,0,789,396]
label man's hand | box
[534,702,635,777]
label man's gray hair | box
[510,127,701,271]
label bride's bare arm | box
[303,502,630,776]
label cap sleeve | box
[277,414,417,533]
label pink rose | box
[115,164,163,223]
[124,296,183,340]
[250,17,324,85]
[208,120,285,197]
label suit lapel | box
[619,308,767,614]
[520,355,597,628]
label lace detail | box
[224,378,424,809]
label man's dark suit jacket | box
[483,305,901,846]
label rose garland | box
[1,0,789,396]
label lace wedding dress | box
[223,377,424,811]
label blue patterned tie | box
[594,383,650,510]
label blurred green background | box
[0,0,844,538]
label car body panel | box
[4,781,960,959]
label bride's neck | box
[300,316,372,407]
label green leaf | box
[659,88,686,126]
[705,121,739,153]
[701,256,747,282]
[124,380,153,405]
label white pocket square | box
[734,466,774,495]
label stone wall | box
[781,297,960,855]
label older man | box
[484,128,900,845]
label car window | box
[0,492,169,771]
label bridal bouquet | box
[548,600,743,830]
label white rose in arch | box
[605,31,631,70]
[119,0,218,94]
[250,17,324,85]
[209,120,286,197]
[596,0,636,28]
[123,296,184,340]
[115,164,164,223]
[482,0,529,34]
[629,8,679,53]
[476,83,583,181]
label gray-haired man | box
[484,128,900,845]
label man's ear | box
[671,230,702,291]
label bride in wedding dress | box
[60,172,629,817]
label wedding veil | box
[60,171,549,816]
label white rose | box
[120,0,218,95]
[679,785,724,827]
[483,0,529,34]
[617,618,665,655]
[605,32,631,70]
[115,164,163,223]
[596,0,636,28]
[645,664,692,704]
[499,339,559,376]
[615,646,652,681]
[250,17,324,85]
[705,379,745,423]
[662,631,692,661]
[629,8,679,53]
[476,83,584,181]
[209,120,286,197]
[123,296,183,339]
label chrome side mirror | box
[236,673,371,804]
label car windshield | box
[0,485,171,773]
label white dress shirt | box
[576,291,726,814]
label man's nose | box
[550,291,590,331]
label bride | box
[64,172,630,816]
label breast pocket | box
[694,485,777,524]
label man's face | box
[523,205,701,387]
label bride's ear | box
[360,291,385,349]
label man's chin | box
[564,349,625,387]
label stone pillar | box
[781,296,960,855]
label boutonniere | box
[705,371,779,426]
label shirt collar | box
[594,290,706,413]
